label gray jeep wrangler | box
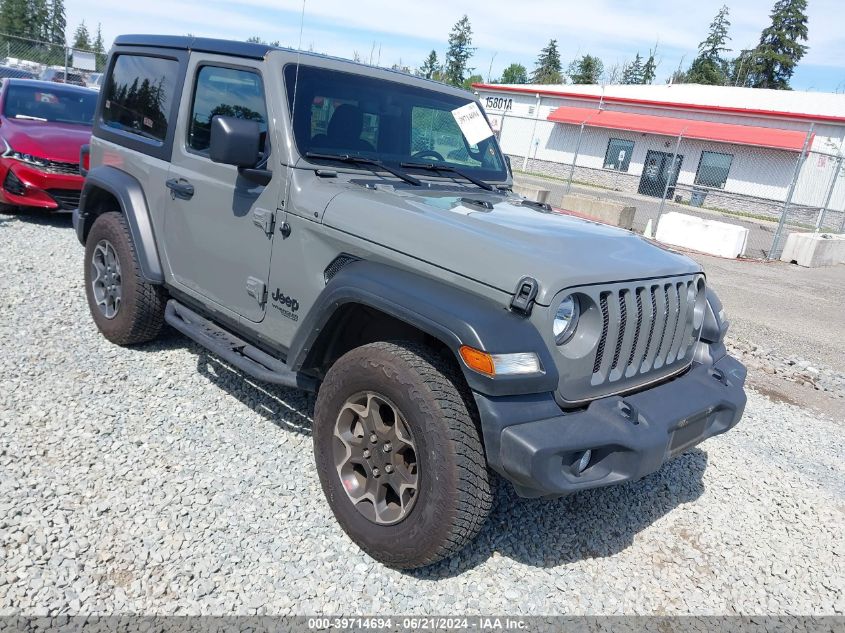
[73,35,747,569]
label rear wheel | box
[313,341,492,569]
[84,211,166,345]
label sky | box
[65,0,845,92]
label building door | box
[638,150,684,198]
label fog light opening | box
[3,170,26,196]
[572,449,592,476]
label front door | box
[638,150,684,198]
[164,59,278,323]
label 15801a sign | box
[485,96,513,111]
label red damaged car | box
[0,79,97,212]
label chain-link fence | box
[492,101,844,260]
[0,32,105,86]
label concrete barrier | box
[780,232,845,267]
[655,212,749,258]
[512,184,550,204]
[559,194,636,230]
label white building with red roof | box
[473,82,845,218]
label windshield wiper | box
[13,114,47,121]
[400,161,494,191]
[305,152,421,186]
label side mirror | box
[504,155,513,176]
[209,116,262,167]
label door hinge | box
[245,277,267,305]
[252,208,275,236]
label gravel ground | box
[690,253,845,373]
[1,211,844,616]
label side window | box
[695,151,734,189]
[603,138,634,171]
[188,65,267,154]
[102,54,179,143]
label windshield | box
[284,65,507,182]
[3,84,96,125]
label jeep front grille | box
[591,278,700,386]
[554,273,704,405]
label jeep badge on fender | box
[271,289,299,321]
[72,35,746,570]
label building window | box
[695,151,733,189]
[604,138,634,171]
[188,65,267,154]
[102,54,180,144]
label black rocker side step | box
[164,300,318,392]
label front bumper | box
[474,353,746,498]
[0,160,83,212]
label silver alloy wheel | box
[90,240,122,319]
[333,391,419,525]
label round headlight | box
[553,294,580,345]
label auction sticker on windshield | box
[451,102,494,145]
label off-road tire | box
[84,211,166,345]
[313,341,492,569]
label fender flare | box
[289,260,559,397]
[76,165,163,283]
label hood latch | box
[510,276,539,316]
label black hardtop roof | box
[111,34,472,96]
[114,34,274,60]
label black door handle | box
[166,178,195,200]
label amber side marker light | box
[459,346,542,377]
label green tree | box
[530,39,563,84]
[0,0,31,40]
[500,62,528,84]
[31,0,49,41]
[419,50,439,79]
[72,20,90,49]
[668,57,689,84]
[569,54,604,84]
[245,35,280,46]
[462,73,483,90]
[622,53,643,84]
[642,46,658,84]
[746,0,809,89]
[729,48,755,86]
[443,15,474,87]
[47,0,66,45]
[92,22,106,70]
[686,5,731,85]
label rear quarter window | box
[102,54,180,144]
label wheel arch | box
[290,260,559,397]
[75,166,163,283]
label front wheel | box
[313,341,492,569]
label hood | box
[322,184,702,305]
[0,118,91,163]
